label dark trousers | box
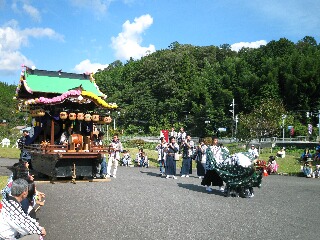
[181,157,191,175]
[201,169,223,187]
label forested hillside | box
[1,36,320,139]
[95,36,320,138]
[0,82,25,126]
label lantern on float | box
[77,113,84,121]
[30,110,36,118]
[84,113,92,122]
[37,109,45,117]
[69,112,76,121]
[92,114,99,122]
[60,111,68,129]
[98,116,105,124]
[68,112,76,129]
[60,112,68,120]
[103,116,112,124]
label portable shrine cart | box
[15,67,117,181]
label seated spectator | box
[135,148,149,168]
[313,149,320,161]
[266,156,278,174]
[276,147,286,158]
[121,150,132,166]
[301,148,312,162]
[0,178,47,239]
[140,151,149,168]
[313,165,320,178]
[302,160,313,178]
[248,145,259,159]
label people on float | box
[276,147,286,158]
[194,138,207,179]
[18,130,32,169]
[106,134,123,178]
[156,137,167,176]
[248,144,259,159]
[93,132,107,179]
[121,150,132,166]
[0,178,47,240]
[201,135,225,192]
[59,125,73,145]
[181,135,194,177]
[165,136,179,179]
[266,156,279,175]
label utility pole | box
[318,110,320,138]
[229,99,235,139]
[282,114,287,142]
[235,114,238,139]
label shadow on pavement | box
[177,182,225,196]
[139,170,162,177]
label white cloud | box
[111,14,155,60]
[231,40,267,52]
[73,59,109,73]
[0,21,64,76]
[22,28,64,41]
[70,0,112,14]
[23,3,41,22]
[11,0,41,22]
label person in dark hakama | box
[201,136,225,192]
[195,138,207,178]
[165,136,179,179]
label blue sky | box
[0,0,319,85]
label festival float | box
[15,66,117,181]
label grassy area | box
[0,147,20,159]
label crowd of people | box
[4,126,320,238]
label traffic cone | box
[263,169,268,177]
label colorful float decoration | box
[15,68,118,180]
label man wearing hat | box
[248,145,259,159]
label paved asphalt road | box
[1,158,319,240]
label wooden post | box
[50,119,55,145]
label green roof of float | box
[26,74,104,96]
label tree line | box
[95,36,320,140]
[1,36,320,141]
